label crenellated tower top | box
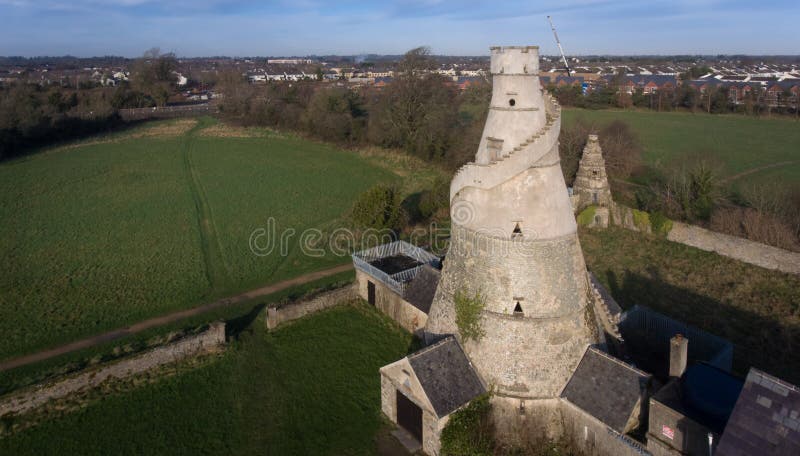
[489,46,540,75]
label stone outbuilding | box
[716,368,800,456]
[352,240,441,336]
[572,134,613,227]
[647,363,742,456]
[562,347,652,436]
[380,337,486,455]
[560,347,653,455]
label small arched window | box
[509,98,516,106]
[513,301,524,316]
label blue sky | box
[0,0,798,57]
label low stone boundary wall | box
[266,286,356,330]
[118,104,217,121]
[0,322,225,418]
[608,204,800,276]
[667,222,800,275]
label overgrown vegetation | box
[454,289,486,342]
[440,393,495,456]
[577,205,597,227]
[0,48,185,159]
[558,117,641,186]
[580,226,800,383]
[561,110,800,251]
[632,209,651,232]
[218,47,490,170]
[350,184,404,232]
[649,211,673,236]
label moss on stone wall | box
[454,289,486,342]
[577,205,597,227]
[649,211,673,237]
[632,209,650,232]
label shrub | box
[418,176,450,220]
[440,393,494,456]
[577,205,597,227]
[632,209,651,232]
[350,184,403,232]
[454,289,486,342]
[599,120,642,179]
[649,211,673,236]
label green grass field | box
[0,304,414,455]
[580,227,800,383]
[562,109,800,190]
[0,118,396,360]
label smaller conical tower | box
[573,134,613,211]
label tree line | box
[0,49,181,159]
[217,47,490,170]
[561,119,800,251]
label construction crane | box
[547,15,572,76]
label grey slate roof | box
[561,347,651,434]
[403,265,440,314]
[408,337,485,417]
[716,368,800,456]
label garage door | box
[396,390,423,442]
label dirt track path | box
[0,263,354,373]
[720,160,797,183]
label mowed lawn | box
[0,120,394,360]
[0,304,413,455]
[562,109,800,189]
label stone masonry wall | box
[354,269,427,336]
[561,399,652,456]
[667,221,800,276]
[610,204,800,276]
[426,223,598,398]
[0,322,226,418]
[266,286,357,330]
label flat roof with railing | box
[352,241,440,295]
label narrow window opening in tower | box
[512,222,523,238]
[514,302,523,316]
[592,170,598,176]
[509,98,516,106]
[487,137,503,162]
[592,192,598,204]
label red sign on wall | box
[662,425,675,440]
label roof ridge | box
[408,336,456,360]
[587,346,650,377]
[749,367,800,393]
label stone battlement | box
[490,46,540,74]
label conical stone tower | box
[573,134,613,211]
[425,46,600,421]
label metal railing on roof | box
[352,240,440,295]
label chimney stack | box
[669,334,689,378]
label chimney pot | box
[669,334,689,378]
